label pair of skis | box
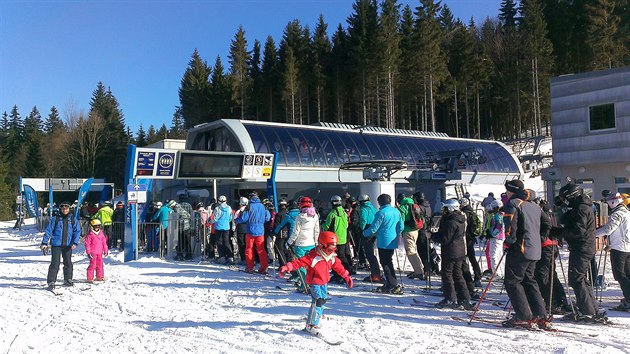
[451,315,600,337]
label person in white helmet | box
[595,193,630,311]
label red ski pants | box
[245,234,268,272]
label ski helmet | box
[318,231,338,253]
[279,198,288,206]
[90,219,102,228]
[442,199,460,213]
[330,195,342,206]
[357,194,370,202]
[488,199,502,211]
[218,195,227,203]
[299,197,312,209]
[606,193,624,209]
[239,197,248,206]
[558,183,582,203]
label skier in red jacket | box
[280,231,353,334]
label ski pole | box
[557,248,577,320]
[395,247,405,289]
[426,234,431,292]
[595,242,604,301]
[468,251,506,325]
[288,246,310,296]
[548,244,556,316]
[600,241,608,303]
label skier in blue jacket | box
[235,192,271,274]
[41,201,82,289]
[363,194,404,294]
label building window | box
[589,103,615,131]
[615,177,630,184]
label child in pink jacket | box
[85,219,109,282]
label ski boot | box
[435,299,456,309]
[389,284,404,295]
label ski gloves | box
[40,244,48,255]
[279,264,353,289]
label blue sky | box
[1,0,502,133]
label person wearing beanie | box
[501,180,552,329]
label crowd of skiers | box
[37,180,630,333]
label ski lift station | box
[145,119,523,209]
[542,66,630,202]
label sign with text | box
[242,153,274,179]
[133,148,177,179]
[127,184,147,203]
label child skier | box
[279,231,353,335]
[85,219,109,282]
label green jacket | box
[93,205,114,226]
[322,205,349,245]
[398,197,415,232]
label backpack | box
[468,211,483,237]
[406,204,426,231]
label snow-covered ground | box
[2,220,630,354]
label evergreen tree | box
[398,5,416,130]
[330,24,350,123]
[146,125,158,145]
[282,46,299,124]
[3,106,25,187]
[249,40,263,120]
[376,0,402,128]
[279,20,311,124]
[89,82,127,187]
[156,124,169,141]
[520,0,554,136]
[44,106,65,135]
[499,0,518,28]
[23,106,45,177]
[1,111,9,136]
[312,15,332,123]
[413,0,449,132]
[136,124,148,147]
[585,0,625,70]
[210,55,231,119]
[179,49,212,128]
[346,0,379,126]
[261,35,280,121]
[447,21,475,137]
[228,26,252,119]
[169,106,186,139]
[0,157,15,220]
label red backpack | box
[406,204,425,230]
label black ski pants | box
[467,240,482,281]
[535,246,567,309]
[504,254,547,321]
[568,252,598,316]
[216,229,232,259]
[364,236,381,277]
[47,246,73,285]
[442,256,470,302]
[336,243,353,274]
[378,248,397,289]
[610,249,630,302]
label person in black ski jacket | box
[502,181,551,329]
[551,183,605,322]
[430,199,474,310]
[414,192,439,275]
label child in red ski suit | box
[280,231,353,334]
[85,219,109,282]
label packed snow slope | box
[1,220,629,354]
